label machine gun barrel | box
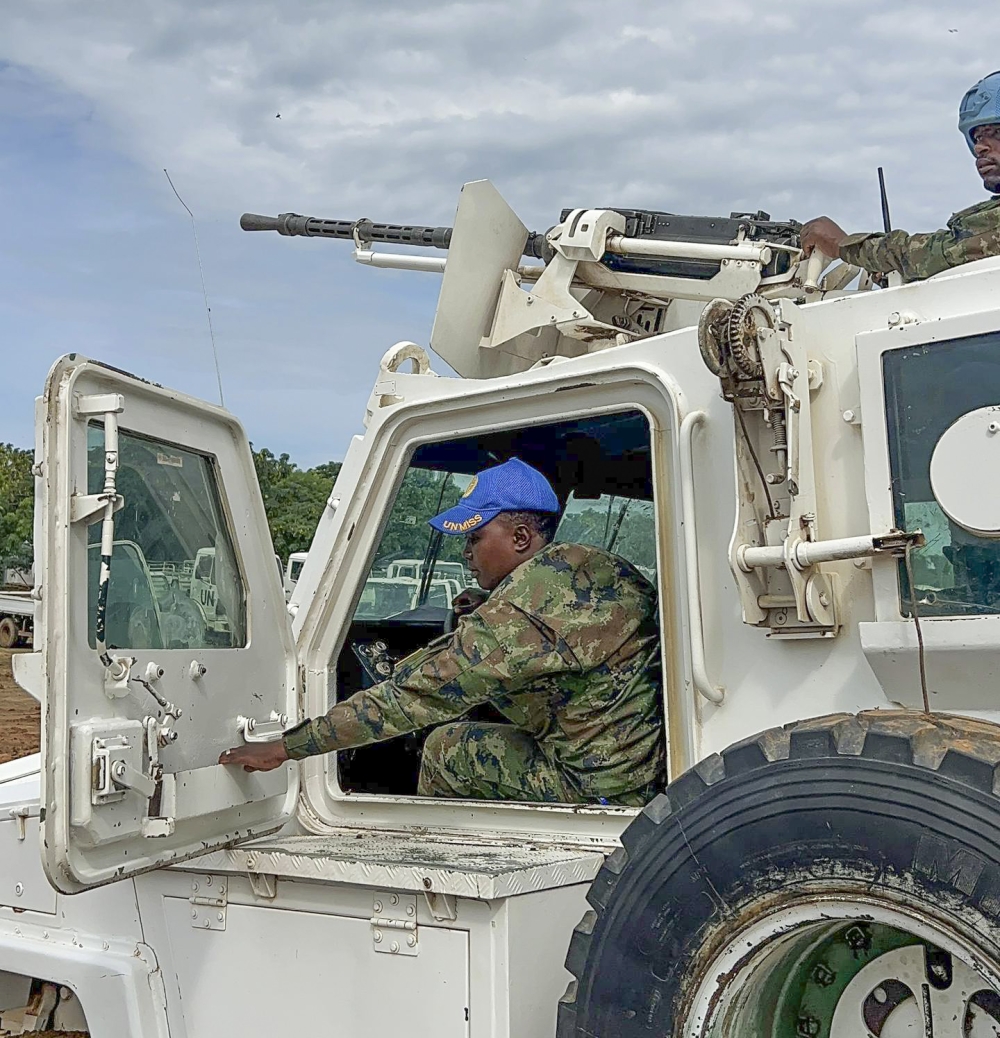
[241,211,550,258]
[240,212,454,249]
[240,205,801,273]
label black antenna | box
[164,170,226,408]
[877,166,892,233]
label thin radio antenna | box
[877,166,892,233]
[163,169,225,407]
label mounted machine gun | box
[242,182,854,380]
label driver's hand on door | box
[219,742,289,772]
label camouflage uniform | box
[283,542,665,806]
[838,196,1000,282]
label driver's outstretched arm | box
[282,615,512,760]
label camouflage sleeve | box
[838,226,995,281]
[282,614,514,760]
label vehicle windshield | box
[355,582,415,620]
[353,468,474,620]
[195,553,214,582]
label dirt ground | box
[0,648,39,764]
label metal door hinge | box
[189,875,228,931]
[371,891,418,956]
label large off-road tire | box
[0,617,19,648]
[558,711,1000,1037]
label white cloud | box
[5,0,995,224]
[1,0,998,464]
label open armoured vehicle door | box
[31,356,298,893]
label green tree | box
[372,468,467,568]
[0,443,33,576]
[252,447,342,560]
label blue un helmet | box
[959,71,1000,152]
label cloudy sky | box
[1,0,994,466]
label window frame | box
[881,331,1000,617]
[856,309,1000,710]
[857,311,1000,622]
[296,366,687,842]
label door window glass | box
[555,493,657,581]
[87,425,247,648]
[883,333,1000,616]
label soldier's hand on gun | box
[453,588,489,617]
[800,217,848,259]
[219,741,290,772]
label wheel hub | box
[685,903,1000,1038]
[830,944,1000,1037]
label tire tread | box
[557,709,1000,1038]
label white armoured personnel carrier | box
[4,180,1000,1037]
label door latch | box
[108,759,156,799]
[92,733,154,803]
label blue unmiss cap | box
[429,458,559,535]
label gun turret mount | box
[241,180,842,379]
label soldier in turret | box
[801,71,1000,282]
[219,458,665,806]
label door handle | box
[236,711,289,744]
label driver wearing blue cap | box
[800,71,1000,282]
[221,458,665,807]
